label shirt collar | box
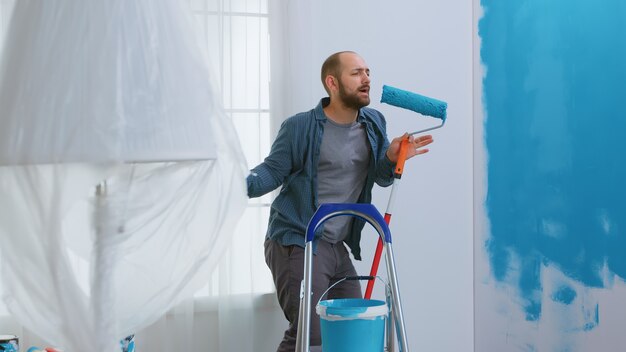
[315,97,366,123]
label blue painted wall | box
[481,0,626,324]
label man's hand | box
[386,133,434,163]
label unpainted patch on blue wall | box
[480,0,626,324]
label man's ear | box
[325,75,338,93]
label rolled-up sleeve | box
[247,119,295,198]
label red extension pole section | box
[364,137,410,299]
[364,213,392,299]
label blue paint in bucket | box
[316,298,387,352]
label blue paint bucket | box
[316,298,387,352]
[0,335,19,352]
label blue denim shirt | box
[247,98,394,260]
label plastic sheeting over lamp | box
[0,1,247,351]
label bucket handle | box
[316,275,390,308]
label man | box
[247,51,433,351]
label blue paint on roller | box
[481,0,626,326]
[381,85,447,121]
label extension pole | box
[365,137,410,299]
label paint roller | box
[364,85,448,299]
[382,85,447,125]
[381,85,447,175]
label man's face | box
[336,53,371,109]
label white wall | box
[271,0,474,350]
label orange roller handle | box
[394,137,411,176]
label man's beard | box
[338,82,370,110]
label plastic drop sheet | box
[0,1,248,351]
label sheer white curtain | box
[0,0,280,350]
[135,1,280,350]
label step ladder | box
[295,203,409,352]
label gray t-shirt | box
[317,118,371,243]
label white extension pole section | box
[385,178,402,216]
[93,182,119,352]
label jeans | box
[264,239,362,352]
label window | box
[186,0,274,296]
[0,0,15,51]
[0,0,15,318]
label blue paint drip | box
[481,0,626,323]
[582,304,599,331]
[552,285,577,305]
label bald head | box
[321,51,358,95]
